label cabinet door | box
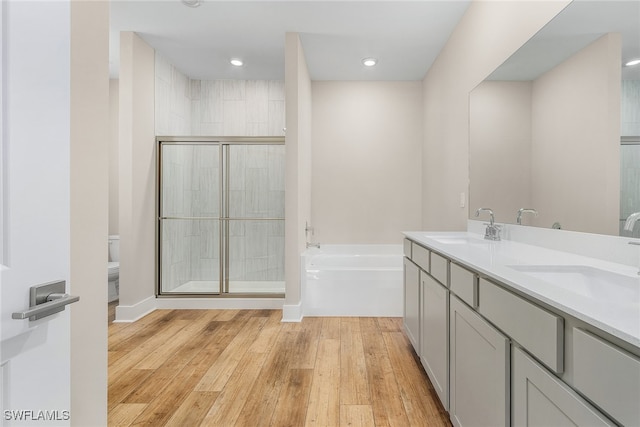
[573,328,640,427]
[450,296,509,427]
[403,257,420,352]
[421,273,449,410]
[513,346,614,426]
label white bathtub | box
[302,245,403,317]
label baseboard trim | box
[113,296,286,322]
[282,302,303,322]
[113,296,157,323]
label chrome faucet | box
[305,221,315,238]
[626,212,640,275]
[516,208,538,225]
[475,208,501,241]
[305,221,320,249]
[624,212,640,233]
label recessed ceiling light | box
[625,58,640,67]
[230,59,244,67]
[362,58,377,67]
[181,0,201,7]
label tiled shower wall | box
[620,80,640,237]
[155,55,285,137]
[621,80,640,137]
[621,144,640,238]
[156,54,286,291]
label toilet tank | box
[108,235,120,262]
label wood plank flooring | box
[108,306,451,427]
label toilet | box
[108,235,120,302]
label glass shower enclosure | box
[157,137,285,296]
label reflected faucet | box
[626,212,640,276]
[475,208,501,241]
[624,212,640,233]
[516,208,538,225]
[475,208,495,225]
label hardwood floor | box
[108,308,451,426]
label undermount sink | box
[507,264,640,303]
[430,236,489,245]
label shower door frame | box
[156,136,285,298]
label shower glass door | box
[226,144,285,293]
[160,143,222,294]
[158,138,285,296]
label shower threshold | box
[167,280,285,294]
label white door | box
[1,1,74,425]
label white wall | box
[531,33,621,235]
[117,32,156,317]
[155,55,191,136]
[283,33,312,319]
[311,81,422,243]
[109,79,119,236]
[70,0,109,424]
[470,81,532,225]
[422,0,570,231]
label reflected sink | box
[430,236,489,245]
[507,265,639,303]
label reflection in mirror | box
[469,1,640,236]
[621,137,640,237]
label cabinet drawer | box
[403,238,412,258]
[573,328,640,426]
[479,279,563,373]
[450,262,477,307]
[430,252,448,286]
[412,243,430,272]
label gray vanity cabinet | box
[420,273,449,410]
[403,234,636,426]
[512,346,615,426]
[450,296,510,427]
[403,257,420,352]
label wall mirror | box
[469,0,640,237]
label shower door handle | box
[12,280,80,321]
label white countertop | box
[403,231,640,348]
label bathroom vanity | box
[402,231,640,427]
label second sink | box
[507,264,639,303]
[430,236,489,245]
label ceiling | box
[488,0,640,81]
[109,0,472,81]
